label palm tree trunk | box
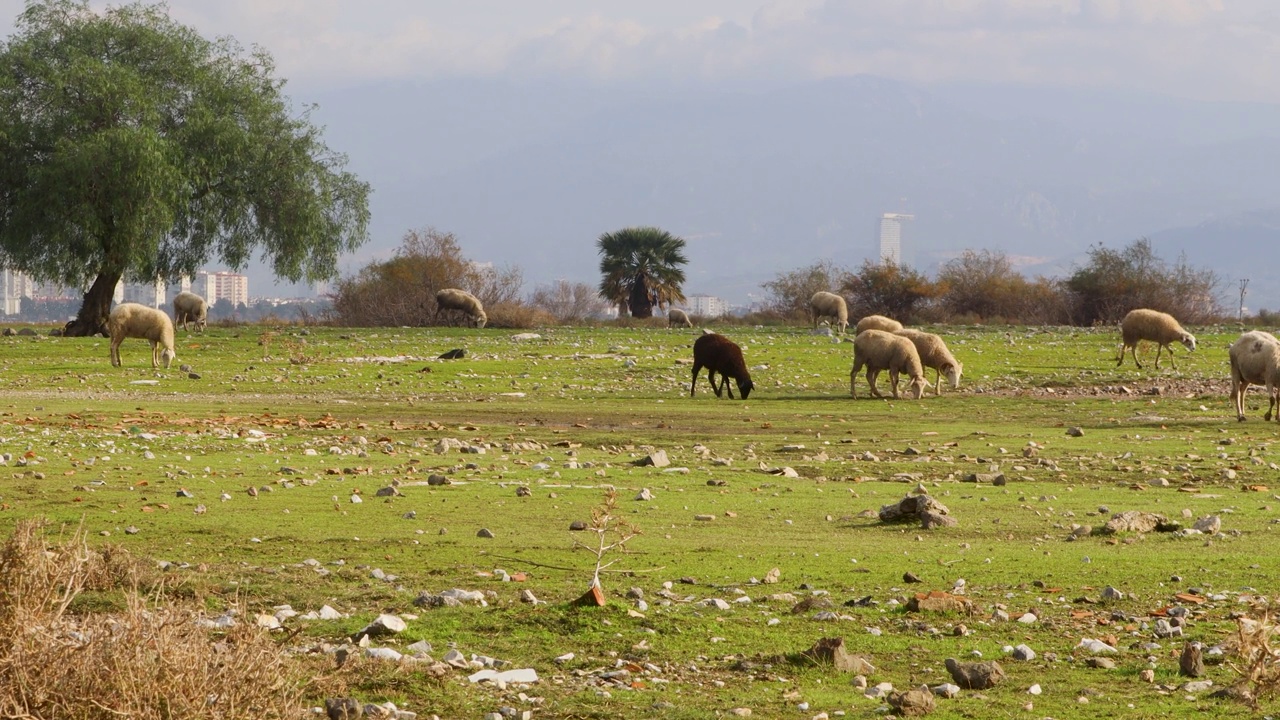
[629,271,654,318]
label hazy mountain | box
[289,74,1280,309]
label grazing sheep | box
[691,333,754,399]
[1117,308,1196,369]
[1229,330,1280,422]
[850,329,928,400]
[172,291,208,332]
[809,292,849,334]
[435,288,487,328]
[667,308,693,328]
[855,314,904,334]
[108,303,176,369]
[894,328,962,395]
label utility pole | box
[1239,278,1249,324]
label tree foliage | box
[0,0,370,335]
[761,260,851,320]
[596,227,688,318]
[841,260,939,322]
[330,228,523,327]
[1064,238,1220,325]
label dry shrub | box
[485,302,553,329]
[0,519,305,719]
[1224,606,1280,708]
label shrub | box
[1064,238,1221,325]
[331,227,526,327]
[841,260,939,322]
[761,260,852,321]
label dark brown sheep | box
[691,333,754,399]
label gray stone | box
[426,474,450,485]
[635,450,670,468]
[477,528,495,538]
[1192,515,1221,534]
[1011,644,1036,661]
[325,698,362,720]
[887,685,936,717]
[1180,642,1205,677]
[945,658,1006,690]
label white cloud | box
[1,0,1278,101]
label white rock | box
[365,647,403,662]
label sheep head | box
[944,362,963,390]
[736,378,754,400]
[161,348,176,369]
[1180,333,1196,351]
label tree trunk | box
[628,271,654,318]
[62,271,120,337]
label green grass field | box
[1,321,1276,719]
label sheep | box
[435,288,487,328]
[809,292,849,334]
[1229,330,1280,422]
[1117,308,1196,369]
[894,328,962,395]
[850,329,928,400]
[690,333,754,399]
[667,308,693,328]
[172,291,208,332]
[108,303,176,369]
[855,314,904,334]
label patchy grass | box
[0,322,1276,718]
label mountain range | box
[271,74,1280,313]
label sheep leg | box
[867,369,884,398]
[1236,377,1249,421]
[1116,343,1126,367]
[934,368,942,396]
[689,364,702,397]
[1164,344,1176,369]
[1130,343,1142,369]
[888,369,901,399]
[724,376,736,400]
[110,338,122,367]
[149,340,159,369]
[708,370,725,398]
[849,360,863,398]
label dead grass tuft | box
[0,519,306,719]
[1223,604,1280,708]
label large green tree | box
[596,226,687,319]
[0,0,371,336]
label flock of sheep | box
[106,291,207,369]
[100,281,1280,424]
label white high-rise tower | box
[877,213,914,265]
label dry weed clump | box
[0,519,306,719]
[1223,603,1280,708]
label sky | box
[3,1,1279,300]
[2,0,1278,103]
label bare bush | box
[762,260,851,321]
[841,260,939,322]
[0,520,304,719]
[530,280,611,323]
[1065,238,1221,325]
[330,227,526,327]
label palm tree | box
[597,227,689,318]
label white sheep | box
[855,314,904,334]
[1117,308,1196,369]
[1229,330,1280,422]
[809,292,849,334]
[108,303,176,369]
[435,288,487,328]
[850,329,929,400]
[894,328,962,395]
[172,291,208,332]
[667,308,693,328]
